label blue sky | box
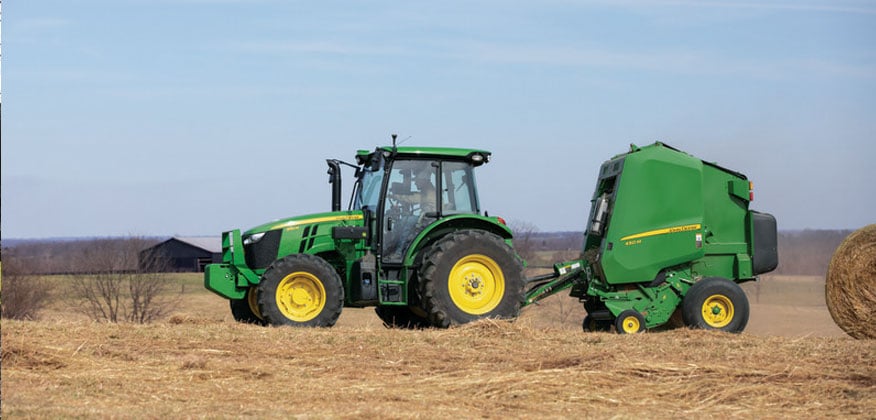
[2,0,874,238]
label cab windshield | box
[352,156,385,211]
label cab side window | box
[441,161,478,214]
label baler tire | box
[418,230,525,328]
[257,254,344,327]
[230,287,267,326]
[375,306,431,329]
[682,277,749,333]
[582,315,612,333]
[614,310,646,334]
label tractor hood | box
[238,210,367,270]
[244,210,365,236]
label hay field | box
[2,274,874,418]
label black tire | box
[614,310,646,334]
[418,230,525,328]
[230,287,267,326]
[582,314,612,332]
[257,254,344,327]
[682,277,749,333]
[375,305,431,329]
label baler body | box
[526,142,778,332]
[583,142,777,286]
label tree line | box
[1,237,179,323]
[0,228,853,322]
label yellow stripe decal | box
[620,224,701,241]
[280,214,364,229]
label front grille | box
[244,230,282,269]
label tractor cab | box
[346,146,490,264]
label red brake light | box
[497,216,507,225]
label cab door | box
[381,160,439,263]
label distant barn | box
[139,237,221,272]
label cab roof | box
[355,146,492,165]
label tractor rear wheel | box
[257,254,344,327]
[418,230,524,328]
[230,287,266,326]
[682,277,749,333]
[375,305,431,329]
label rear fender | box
[402,214,514,266]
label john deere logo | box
[621,224,702,242]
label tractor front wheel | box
[230,287,266,326]
[257,254,344,327]
[418,230,525,328]
[682,277,749,333]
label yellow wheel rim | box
[447,254,505,315]
[276,271,326,322]
[620,315,641,333]
[247,287,263,320]
[702,294,734,328]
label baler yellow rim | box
[619,315,642,334]
[702,294,734,328]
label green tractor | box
[205,137,525,328]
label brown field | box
[2,274,874,418]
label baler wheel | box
[418,230,525,328]
[229,287,267,326]
[257,254,344,327]
[682,277,749,333]
[614,310,646,334]
[582,315,612,332]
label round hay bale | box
[825,224,876,339]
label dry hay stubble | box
[3,318,875,418]
[826,224,876,339]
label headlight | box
[243,232,266,245]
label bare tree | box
[69,237,180,323]
[509,220,540,267]
[127,265,177,323]
[548,295,584,327]
[0,254,50,320]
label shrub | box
[68,237,181,323]
[1,257,50,320]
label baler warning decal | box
[621,224,702,241]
